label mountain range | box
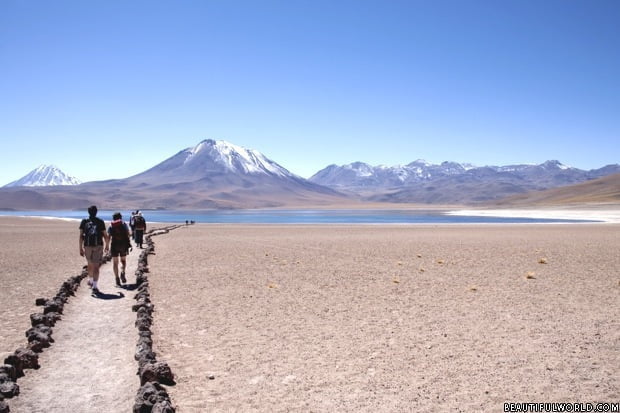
[0,140,346,210]
[309,160,620,204]
[1,139,619,209]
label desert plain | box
[0,215,618,412]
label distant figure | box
[79,205,109,295]
[129,210,138,241]
[108,212,132,286]
[134,211,147,248]
[185,220,189,226]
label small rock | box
[14,348,40,370]
[152,400,175,413]
[0,380,19,398]
[43,299,64,315]
[134,382,171,413]
[139,361,175,386]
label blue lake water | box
[0,209,596,224]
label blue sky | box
[1,0,619,185]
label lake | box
[0,209,597,224]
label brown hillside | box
[493,173,620,206]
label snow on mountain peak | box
[183,139,292,177]
[4,165,81,187]
[542,160,571,170]
[345,162,374,177]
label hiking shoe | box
[92,288,100,295]
[120,271,126,284]
[115,276,121,286]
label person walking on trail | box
[129,210,138,241]
[134,211,147,248]
[79,205,109,295]
[108,212,132,286]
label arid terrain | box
[1,217,618,412]
[147,224,619,412]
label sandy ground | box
[1,217,619,412]
[0,217,87,359]
[149,224,619,412]
[0,217,141,412]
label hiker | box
[79,205,109,294]
[134,211,147,248]
[108,212,132,286]
[129,210,138,241]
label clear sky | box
[1,0,619,185]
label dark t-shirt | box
[79,217,106,246]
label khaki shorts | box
[84,246,104,264]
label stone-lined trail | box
[7,246,141,412]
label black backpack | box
[83,218,100,247]
[134,215,145,228]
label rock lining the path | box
[2,226,182,413]
[1,257,111,408]
[132,226,182,413]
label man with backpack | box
[108,212,132,286]
[79,205,109,295]
[133,211,146,248]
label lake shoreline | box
[2,205,618,224]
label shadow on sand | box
[92,291,125,300]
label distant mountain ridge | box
[492,172,620,206]
[1,140,619,209]
[4,165,81,187]
[0,139,347,210]
[310,160,611,188]
[309,160,620,204]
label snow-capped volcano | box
[181,139,294,177]
[4,165,81,187]
[130,139,299,182]
[118,139,342,207]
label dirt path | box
[8,247,142,413]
